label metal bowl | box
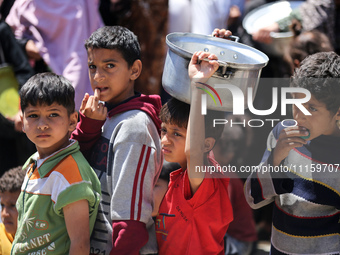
[162,32,269,111]
[243,1,303,56]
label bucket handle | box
[212,34,240,43]
[226,35,240,42]
[198,58,232,78]
[198,34,240,78]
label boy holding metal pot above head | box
[245,51,340,254]
[155,40,234,253]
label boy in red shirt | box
[155,51,233,254]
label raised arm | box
[186,51,219,194]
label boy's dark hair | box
[289,28,333,66]
[159,98,190,129]
[85,26,141,67]
[159,97,225,142]
[0,166,25,193]
[291,52,340,114]
[20,72,75,115]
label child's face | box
[0,191,20,235]
[87,48,139,105]
[293,93,340,140]
[22,102,78,159]
[161,122,187,169]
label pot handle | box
[198,59,231,78]
[227,35,240,42]
[216,61,232,78]
[212,34,240,43]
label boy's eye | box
[174,132,181,137]
[88,64,96,70]
[49,113,59,117]
[160,128,167,134]
[309,106,317,112]
[107,63,115,68]
[28,114,38,118]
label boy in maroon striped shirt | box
[71,26,163,255]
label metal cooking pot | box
[162,32,269,111]
[243,1,303,57]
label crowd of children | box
[1,1,340,255]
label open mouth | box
[96,87,109,93]
[162,147,171,154]
[298,126,310,139]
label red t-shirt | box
[156,166,233,255]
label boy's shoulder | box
[27,141,91,178]
[169,168,184,181]
[106,93,162,132]
[107,94,161,118]
[42,142,100,192]
[169,165,229,192]
[107,109,157,133]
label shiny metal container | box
[162,32,269,111]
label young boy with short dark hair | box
[11,72,101,255]
[155,51,233,254]
[71,26,163,254]
[245,51,340,254]
[0,166,25,255]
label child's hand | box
[273,126,309,166]
[212,28,232,39]
[79,89,107,121]
[6,110,23,132]
[252,23,279,44]
[188,51,219,84]
[25,40,42,60]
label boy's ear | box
[69,111,78,132]
[334,108,340,130]
[130,59,142,81]
[204,137,216,153]
[335,107,340,120]
[21,114,25,133]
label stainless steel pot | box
[243,1,303,57]
[162,32,269,111]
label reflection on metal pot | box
[162,32,269,112]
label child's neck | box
[37,138,71,159]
